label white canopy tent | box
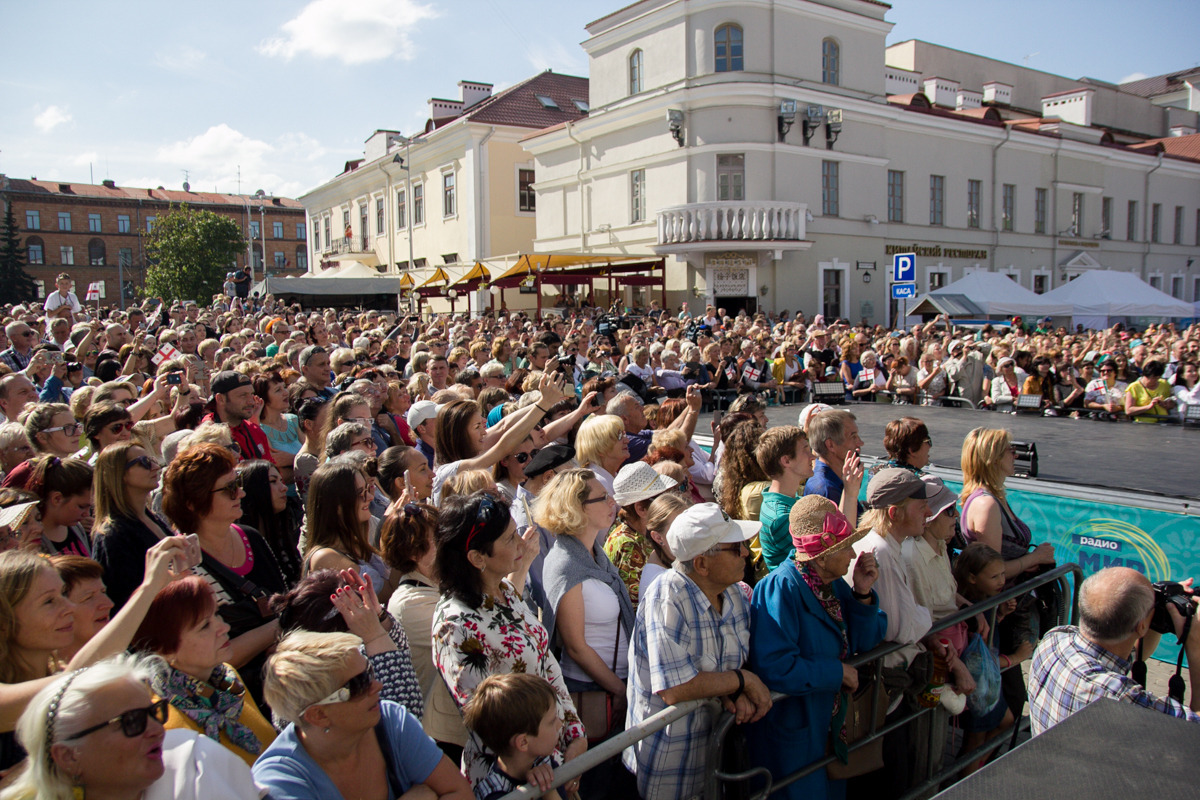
[906,271,1072,319]
[253,262,404,308]
[1040,270,1193,329]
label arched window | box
[822,38,840,85]
[714,24,743,72]
[88,238,106,266]
[629,49,644,95]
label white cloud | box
[525,40,586,75]
[34,105,72,133]
[257,0,438,65]
[71,152,98,167]
[1119,71,1149,85]
[155,45,206,72]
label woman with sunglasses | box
[6,652,262,800]
[92,442,178,610]
[432,492,585,790]
[381,502,468,761]
[163,443,286,707]
[81,401,134,464]
[304,461,398,603]
[254,630,471,800]
[0,539,186,774]
[131,575,276,767]
[20,403,82,460]
[492,436,536,504]
[236,459,302,588]
[1084,358,1129,420]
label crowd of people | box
[0,277,1193,800]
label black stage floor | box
[758,402,1200,500]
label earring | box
[71,774,85,800]
[323,727,330,734]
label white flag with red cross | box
[85,282,101,302]
[152,342,182,366]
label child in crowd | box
[463,673,568,800]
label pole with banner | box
[85,281,101,315]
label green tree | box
[0,205,37,305]
[144,204,244,304]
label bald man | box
[1029,567,1200,734]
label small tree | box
[144,204,244,304]
[0,205,38,305]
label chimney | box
[1170,124,1197,137]
[983,81,1013,105]
[102,179,116,189]
[364,130,401,162]
[428,97,464,125]
[1041,88,1094,128]
[459,81,493,108]
[956,90,982,110]
[922,77,960,108]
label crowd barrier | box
[495,565,1080,800]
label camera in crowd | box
[1149,581,1196,635]
[683,321,711,344]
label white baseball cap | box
[407,400,441,429]
[667,502,760,563]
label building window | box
[271,221,282,239]
[821,161,839,217]
[1196,209,1200,246]
[519,169,536,212]
[26,237,44,265]
[250,220,260,239]
[25,210,39,230]
[88,213,102,233]
[886,170,904,223]
[630,169,646,224]
[58,212,71,231]
[413,183,424,225]
[296,248,308,271]
[929,175,944,226]
[629,49,644,95]
[88,238,105,265]
[1102,197,1112,236]
[1171,275,1183,299]
[274,252,286,269]
[1195,276,1200,302]
[343,209,351,231]
[822,268,842,320]
[252,244,263,269]
[821,39,840,85]
[1035,188,1048,234]
[714,24,743,72]
[376,198,385,234]
[717,155,745,202]
[442,172,456,217]
[1033,274,1048,294]
[323,217,331,247]
[296,222,306,240]
[396,189,406,228]
[60,246,74,265]
[145,216,155,232]
[313,221,321,251]
[1149,275,1162,291]
[118,214,130,233]
[1174,206,1183,244]
[118,248,132,268]
[1151,203,1161,243]
[967,179,982,228]
[929,271,947,290]
[1127,200,1138,241]
[1071,192,1083,235]
[359,206,368,245]
[1001,184,1015,231]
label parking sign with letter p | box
[893,253,916,283]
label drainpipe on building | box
[1141,151,1164,282]
[566,120,587,253]
[377,161,394,273]
[1049,137,1061,287]
[474,126,496,263]
[989,125,1011,271]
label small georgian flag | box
[152,342,181,366]
[85,282,102,302]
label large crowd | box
[0,274,1194,800]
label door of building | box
[714,296,757,317]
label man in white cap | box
[625,503,773,800]
[407,400,439,468]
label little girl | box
[953,543,1025,774]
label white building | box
[300,71,588,309]
[523,0,1200,323]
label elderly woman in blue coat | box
[747,495,887,800]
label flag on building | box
[85,282,101,302]
[152,342,182,366]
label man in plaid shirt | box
[1029,567,1200,735]
[623,504,772,800]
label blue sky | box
[1,0,1195,199]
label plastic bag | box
[960,633,1001,713]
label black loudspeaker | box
[1012,440,1038,478]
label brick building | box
[0,176,308,306]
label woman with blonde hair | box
[440,469,496,502]
[639,491,692,593]
[574,414,628,496]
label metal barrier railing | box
[495,562,1081,800]
[704,563,1082,800]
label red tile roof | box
[460,70,589,130]
[2,178,303,207]
[1133,133,1200,162]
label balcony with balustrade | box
[654,201,812,256]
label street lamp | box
[254,189,267,286]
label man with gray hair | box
[1029,566,1200,734]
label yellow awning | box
[398,272,416,288]
[452,262,491,286]
[416,267,451,288]
[492,253,623,282]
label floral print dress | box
[432,579,585,786]
[602,520,649,606]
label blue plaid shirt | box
[1029,626,1200,735]
[624,568,750,800]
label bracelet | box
[999,655,1011,669]
[536,405,549,413]
[377,608,389,622]
[852,589,874,601]
[729,669,745,702]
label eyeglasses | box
[307,663,377,709]
[43,423,83,436]
[712,543,747,555]
[357,484,372,501]
[65,698,169,742]
[211,474,244,499]
[514,448,540,464]
[922,438,932,446]
[942,507,960,520]
[126,455,161,471]
[352,438,374,449]
[18,331,36,338]
[582,493,610,505]
[106,421,134,435]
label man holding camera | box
[1029,567,1200,735]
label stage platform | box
[759,402,1200,501]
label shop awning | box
[451,262,491,291]
[416,267,452,296]
[490,253,664,287]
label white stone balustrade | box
[657,201,807,245]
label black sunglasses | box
[126,455,161,471]
[514,448,541,464]
[211,474,244,499]
[66,698,168,741]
